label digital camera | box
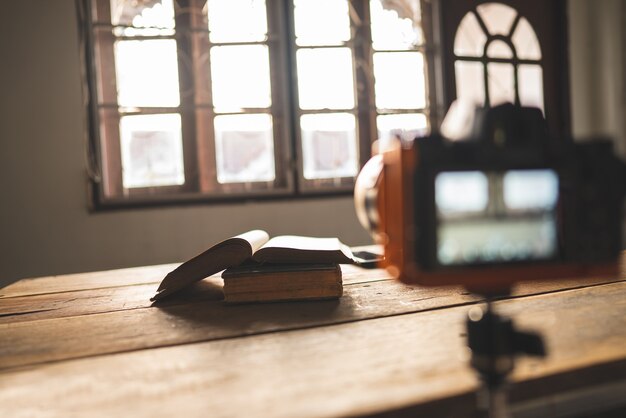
[355,103,625,293]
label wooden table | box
[1,254,625,417]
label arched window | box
[453,2,544,112]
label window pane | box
[120,114,184,188]
[487,62,515,106]
[455,61,485,105]
[210,45,272,111]
[377,113,428,141]
[110,0,175,36]
[301,113,358,179]
[519,64,544,112]
[370,0,423,50]
[476,3,518,36]
[512,17,542,60]
[297,48,355,110]
[294,0,350,46]
[454,12,487,57]
[114,40,180,107]
[207,0,267,43]
[214,114,275,184]
[373,52,426,109]
[486,40,513,59]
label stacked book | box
[222,263,342,303]
[151,230,377,304]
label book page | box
[253,235,355,264]
[151,230,270,302]
[261,235,344,252]
[233,230,270,253]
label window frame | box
[436,0,571,138]
[76,0,433,210]
[84,0,299,208]
[81,0,437,209]
[80,0,567,210]
[287,0,378,194]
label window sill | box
[89,183,356,212]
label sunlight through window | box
[207,0,267,43]
[301,113,358,180]
[90,0,432,200]
[453,2,544,111]
[114,39,180,108]
[120,114,185,188]
[294,0,350,46]
[296,48,355,110]
[215,114,276,184]
[210,45,272,112]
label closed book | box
[222,263,342,303]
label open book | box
[151,230,373,302]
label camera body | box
[356,104,624,293]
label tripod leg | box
[467,297,546,418]
[476,384,510,418]
[468,301,513,418]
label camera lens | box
[354,155,384,239]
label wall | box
[0,0,370,288]
[569,0,626,158]
[1,1,625,288]
[568,0,626,245]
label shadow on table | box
[151,277,351,333]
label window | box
[438,0,570,137]
[81,0,569,207]
[81,0,431,206]
[453,2,544,111]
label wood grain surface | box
[1,271,621,370]
[1,282,625,418]
[0,252,625,417]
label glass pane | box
[294,0,350,46]
[512,17,542,60]
[370,0,423,50]
[377,113,428,141]
[214,114,275,183]
[519,64,544,112]
[486,40,513,59]
[297,48,355,110]
[487,62,515,106]
[207,0,267,43]
[210,45,272,111]
[120,114,184,188]
[373,52,426,109]
[454,61,485,105]
[115,40,180,107]
[476,3,518,36]
[454,12,487,57]
[110,0,175,36]
[301,113,358,179]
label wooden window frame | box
[80,0,438,209]
[436,0,571,138]
[84,0,298,208]
[80,0,567,210]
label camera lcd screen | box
[435,169,559,266]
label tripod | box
[466,295,546,418]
